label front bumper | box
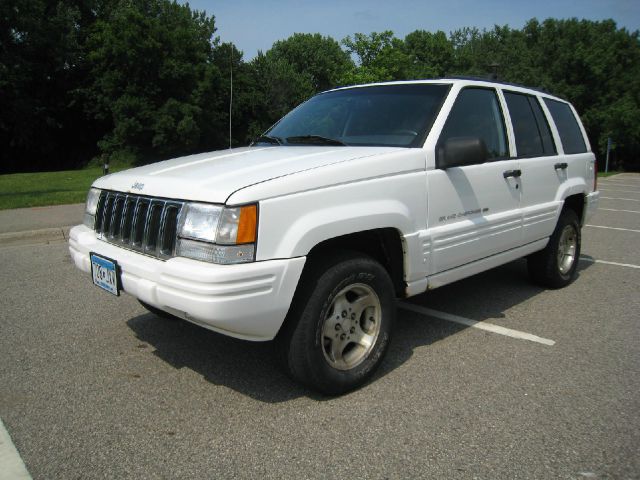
[583,190,600,224]
[69,225,305,341]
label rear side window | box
[504,92,556,157]
[438,88,508,163]
[543,99,587,154]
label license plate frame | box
[90,252,120,296]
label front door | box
[426,87,522,274]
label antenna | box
[229,46,233,149]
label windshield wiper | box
[285,135,346,146]
[254,135,283,145]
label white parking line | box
[580,257,640,269]
[599,189,640,194]
[599,208,640,214]
[599,183,640,187]
[586,224,640,233]
[398,302,555,346]
[600,197,640,202]
[0,418,32,480]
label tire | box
[528,208,581,289]
[276,252,396,396]
[138,300,181,321]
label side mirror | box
[437,137,489,169]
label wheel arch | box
[305,228,406,298]
[556,178,589,226]
[562,193,586,226]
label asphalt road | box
[1,175,639,479]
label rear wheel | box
[277,252,395,396]
[528,208,581,288]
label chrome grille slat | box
[143,201,163,255]
[140,199,154,250]
[95,191,184,260]
[130,197,142,247]
[101,193,114,235]
[132,198,148,249]
[159,204,181,258]
[108,194,125,239]
[157,202,170,257]
[119,196,134,244]
[94,195,104,232]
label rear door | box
[502,91,562,244]
[426,87,522,274]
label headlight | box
[83,188,101,228]
[176,203,258,264]
[177,203,222,243]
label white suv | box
[70,79,599,394]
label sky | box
[182,0,640,60]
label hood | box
[93,146,402,204]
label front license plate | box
[90,253,120,296]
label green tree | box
[342,31,395,68]
[3,6,640,173]
[245,52,314,140]
[84,0,224,163]
[0,0,101,173]
[341,31,414,83]
[267,33,353,92]
[403,30,454,77]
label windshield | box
[264,84,450,148]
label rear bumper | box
[69,225,305,341]
[583,190,600,224]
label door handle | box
[503,169,522,178]
[554,162,568,170]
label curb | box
[0,226,73,247]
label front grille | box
[94,191,184,259]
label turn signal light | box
[237,205,257,244]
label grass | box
[597,171,623,177]
[0,166,128,210]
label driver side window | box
[437,88,508,166]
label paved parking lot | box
[0,174,638,479]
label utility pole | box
[488,62,500,81]
[605,137,612,173]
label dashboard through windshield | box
[263,84,450,148]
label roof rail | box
[439,76,551,94]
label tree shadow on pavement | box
[127,258,593,403]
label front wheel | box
[528,208,581,288]
[276,252,396,395]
